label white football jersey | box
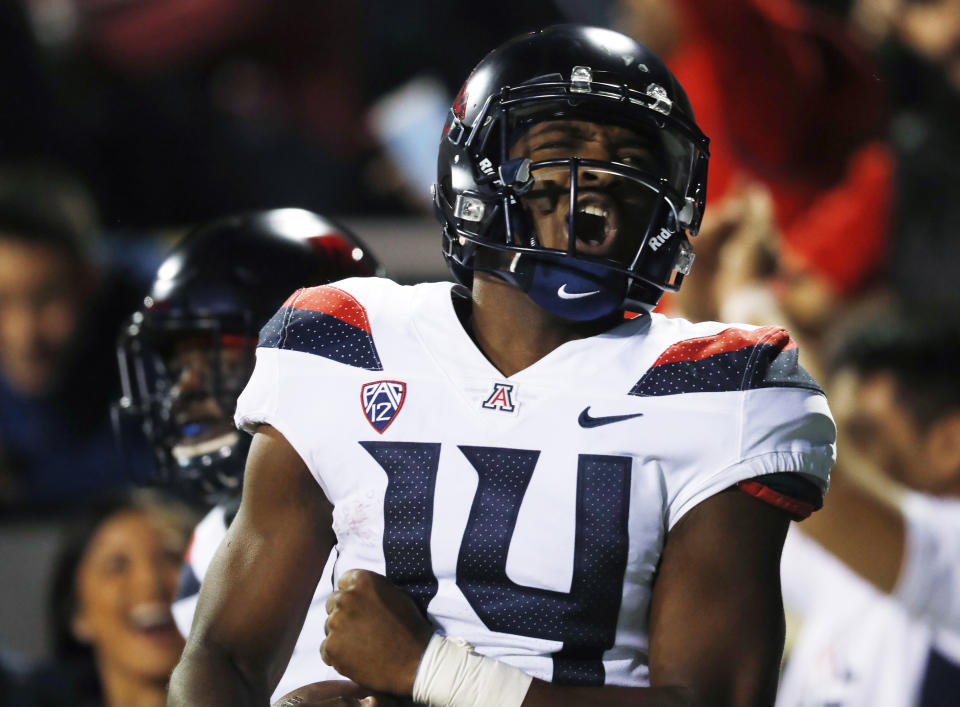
[234,277,836,687]
[778,495,960,706]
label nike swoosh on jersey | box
[578,407,645,428]
[557,283,601,299]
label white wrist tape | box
[412,633,533,707]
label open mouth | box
[128,602,179,638]
[569,195,618,255]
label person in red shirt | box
[619,0,894,332]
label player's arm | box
[798,451,904,593]
[168,424,336,706]
[322,486,790,707]
[523,486,790,706]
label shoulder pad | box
[630,325,821,397]
[258,285,383,371]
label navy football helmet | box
[434,25,709,319]
[115,209,382,504]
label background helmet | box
[434,24,709,318]
[115,208,383,505]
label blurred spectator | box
[0,163,144,510]
[853,0,960,89]
[615,0,894,335]
[778,318,960,705]
[25,490,194,707]
[852,0,960,312]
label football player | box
[114,208,382,702]
[169,26,836,707]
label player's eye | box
[530,140,578,156]
[618,150,656,169]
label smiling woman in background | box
[34,491,195,707]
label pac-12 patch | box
[361,381,406,433]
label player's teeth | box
[581,204,607,218]
[129,603,173,629]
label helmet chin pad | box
[168,428,249,504]
[507,253,627,321]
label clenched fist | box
[321,570,435,696]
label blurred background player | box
[778,317,960,706]
[114,208,383,702]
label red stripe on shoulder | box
[737,479,815,520]
[284,285,372,334]
[652,325,794,367]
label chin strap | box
[500,253,627,322]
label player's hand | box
[712,182,777,300]
[321,569,434,696]
[271,679,404,706]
